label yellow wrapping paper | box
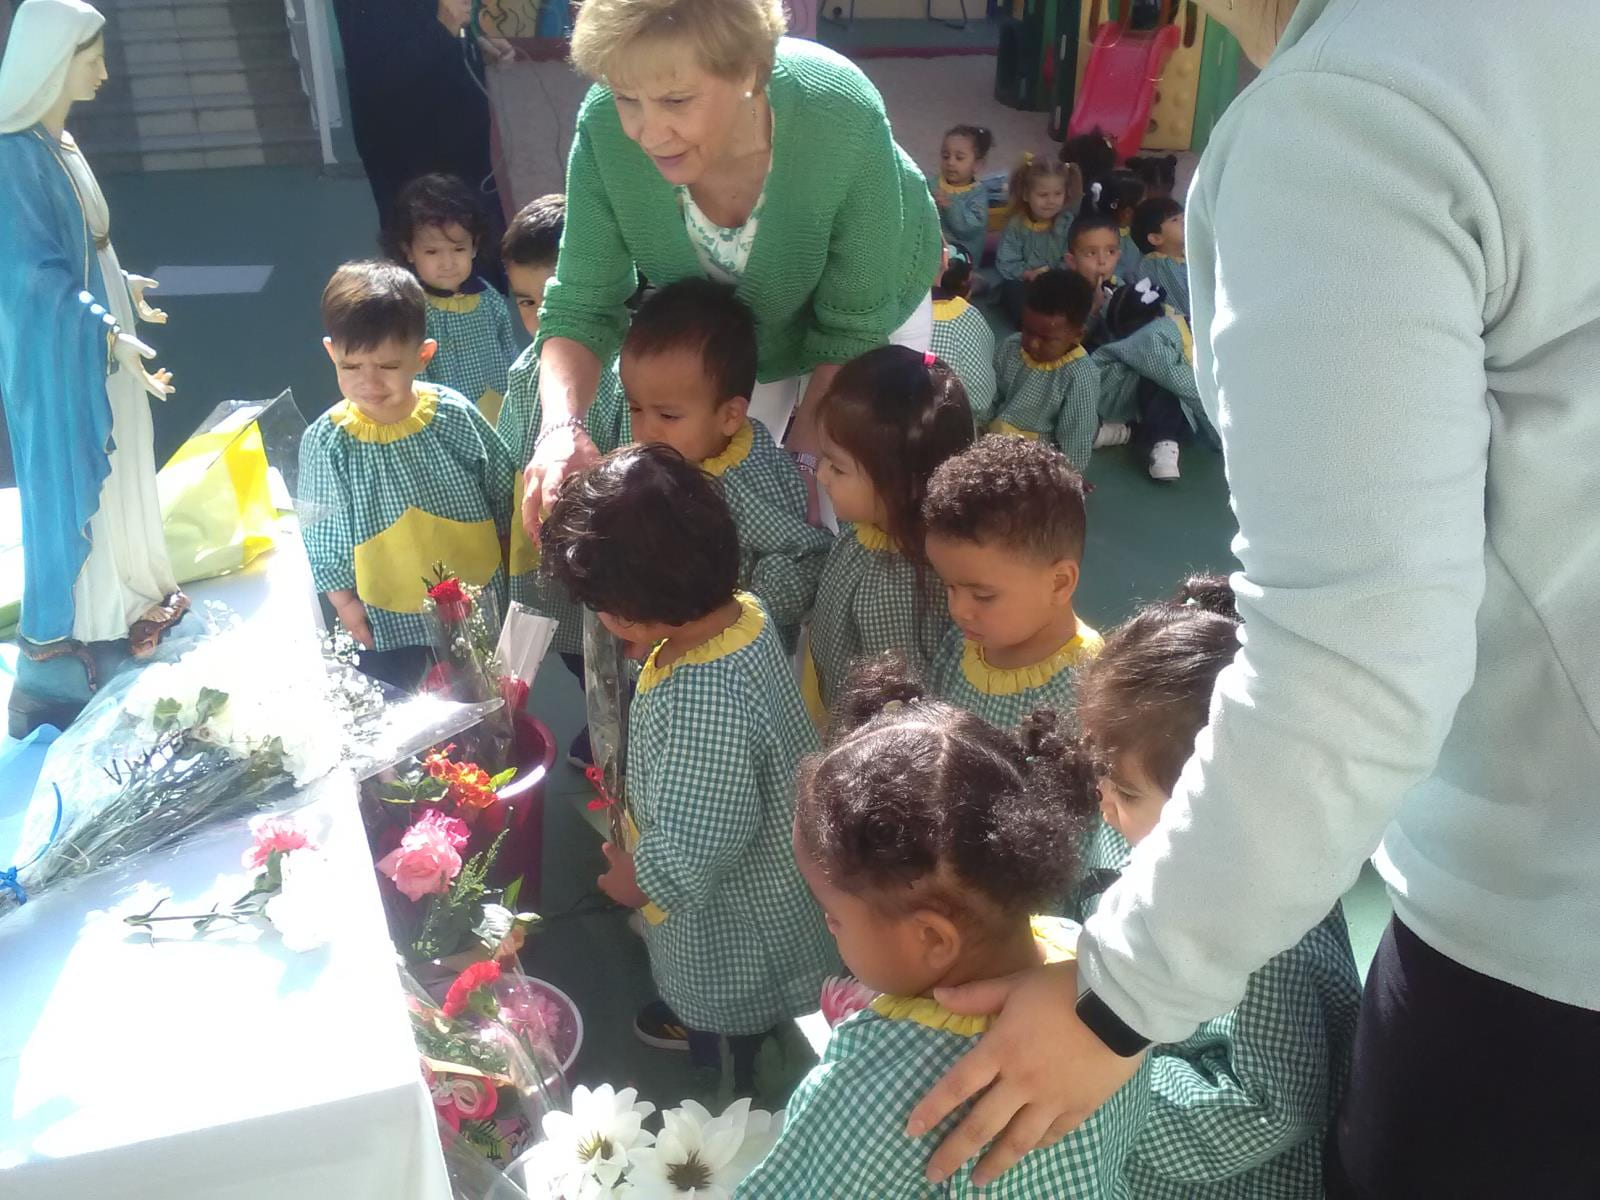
[157,419,278,584]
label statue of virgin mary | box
[0,0,188,713]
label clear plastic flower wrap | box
[0,615,498,920]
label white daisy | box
[626,1098,777,1200]
[520,1084,655,1199]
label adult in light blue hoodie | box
[904,2,1600,1197]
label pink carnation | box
[820,975,877,1027]
[242,815,316,870]
[376,809,467,901]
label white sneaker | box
[1149,441,1181,481]
[1094,422,1132,449]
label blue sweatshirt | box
[1080,0,1600,1040]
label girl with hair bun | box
[1070,576,1361,1200]
[738,654,1150,1197]
[935,123,994,269]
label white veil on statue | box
[0,0,105,134]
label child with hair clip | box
[1092,168,1148,277]
[994,154,1082,325]
[934,124,994,270]
[540,444,837,1096]
[621,278,833,653]
[384,172,518,424]
[299,260,516,691]
[924,436,1101,728]
[737,655,1151,1198]
[1071,576,1361,1200]
[1131,195,1189,317]
[930,246,997,426]
[804,346,976,719]
[1094,276,1215,482]
[991,269,1110,469]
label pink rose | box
[242,815,316,870]
[376,809,467,900]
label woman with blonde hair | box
[521,0,939,525]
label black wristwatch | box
[1075,986,1152,1058]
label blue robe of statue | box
[0,126,119,645]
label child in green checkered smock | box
[994,155,1080,324]
[1131,195,1190,317]
[1071,576,1362,1199]
[804,346,976,721]
[924,437,1102,728]
[300,261,515,677]
[383,172,518,424]
[992,270,1103,470]
[932,124,995,269]
[738,657,1146,1198]
[930,265,997,425]
[1094,284,1216,446]
[496,345,628,658]
[618,279,832,653]
[540,444,836,1093]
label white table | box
[0,533,452,1199]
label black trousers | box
[686,1028,770,1092]
[1135,379,1192,447]
[1325,918,1600,1199]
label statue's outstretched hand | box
[127,275,168,325]
[114,332,175,400]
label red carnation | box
[441,960,502,1019]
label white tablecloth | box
[0,534,452,1198]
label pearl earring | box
[744,90,754,100]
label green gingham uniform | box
[1074,822,1362,1199]
[930,297,998,425]
[707,421,833,652]
[807,524,953,711]
[1094,310,1218,447]
[929,621,1101,730]
[738,919,1151,1199]
[1119,230,1143,279]
[934,178,991,268]
[631,595,838,1035]
[496,345,630,657]
[420,282,519,421]
[992,334,1103,470]
[1138,253,1190,318]
[995,212,1073,282]
[298,383,514,652]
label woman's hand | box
[905,959,1147,1187]
[522,424,601,538]
[127,274,167,324]
[597,841,649,908]
[113,332,175,400]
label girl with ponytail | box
[1069,575,1362,1200]
[803,346,975,719]
[994,153,1083,325]
[738,654,1149,1197]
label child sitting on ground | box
[991,269,1105,469]
[1066,210,1127,355]
[299,260,515,691]
[1092,168,1148,278]
[1094,277,1212,482]
[929,247,997,425]
[806,347,975,717]
[385,172,518,424]
[1073,576,1362,1199]
[994,155,1081,325]
[541,444,837,1096]
[934,124,994,271]
[925,436,1101,728]
[1125,153,1178,198]
[621,278,831,652]
[737,657,1149,1197]
[1131,195,1189,317]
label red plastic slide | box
[1067,20,1182,162]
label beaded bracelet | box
[533,417,588,455]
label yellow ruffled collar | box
[699,421,753,477]
[869,917,1079,1036]
[939,178,978,195]
[330,385,439,444]
[1144,251,1186,265]
[931,296,970,322]
[425,291,483,314]
[961,620,1103,697]
[1021,344,1086,371]
[1171,311,1195,366]
[1119,225,1132,238]
[1020,214,1055,232]
[637,592,764,692]
[853,523,898,554]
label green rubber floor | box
[96,163,1390,1108]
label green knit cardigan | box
[539,37,940,383]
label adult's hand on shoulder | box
[905,959,1146,1188]
[523,425,601,539]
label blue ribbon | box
[0,784,64,906]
